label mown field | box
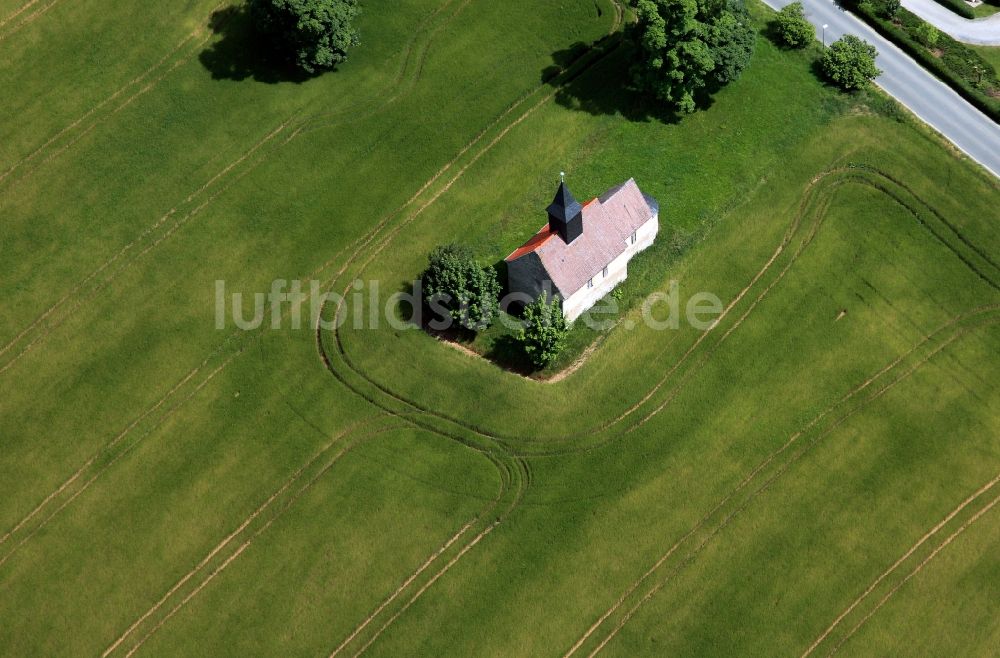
[1,0,998,656]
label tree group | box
[630,0,756,113]
[421,244,500,332]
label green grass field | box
[1,0,998,656]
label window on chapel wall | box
[587,278,593,289]
[631,231,637,245]
[602,266,608,278]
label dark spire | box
[547,181,583,225]
[547,176,584,244]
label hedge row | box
[927,0,975,19]
[847,2,1000,122]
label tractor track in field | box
[826,490,1000,656]
[0,348,244,570]
[0,0,42,28]
[563,312,1000,657]
[299,0,472,134]
[327,520,480,656]
[0,26,210,191]
[0,0,472,378]
[0,223,379,570]
[0,0,501,579]
[0,356,211,550]
[102,416,407,658]
[0,0,59,41]
[802,471,1000,657]
[101,414,524,658]
[328,457,529,658]
[0,114,298,377]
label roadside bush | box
[864,0,901,18]
[822,35,881,90]
[926,0,976,19]
[844,3,1000,121]
[516,297,569,368]
[913,22,940,48]
[421,244,500,331]
[774,2,815,48]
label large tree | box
[630,0,756,113]
[249,0,361,74]
[421,244,500,332]
[822,35,881,91]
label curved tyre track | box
[0,0,492,572]
[316,151,997,652]
[328,456,529,658]
[323,166,1000,457]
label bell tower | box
[547,172,583,244]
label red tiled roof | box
[505,224,556,261]
[506,179,657,296]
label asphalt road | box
[761,0,1000,179]
[902,0,1000,45]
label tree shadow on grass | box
[762,19,795,50]
[390,276,540,376]
[541,33,737,123]
[544,36,679,123]
[199,5,321,84]
[484,333,536,375]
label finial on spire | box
[560,171,566,183]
